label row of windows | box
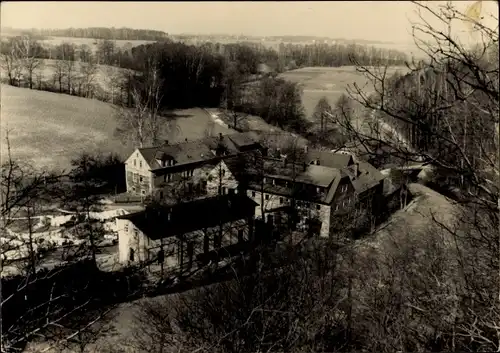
[334,197,354,211]
[130,186,147,195]
[133,159,143,169]
[261,177,324,194]
[132,173,146,183]
[162,169,195,182]
[250,191,322,210]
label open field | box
[1,33,155,52]
[39,36,156,52]
[279,66,410,119]
[1,85,233,172]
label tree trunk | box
[26,204,37,275]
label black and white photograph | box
[0,1,499,352]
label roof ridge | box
[139,131,252,151]
[139,136,216,151]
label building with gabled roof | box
[223,150,385,239]
[124,131,263,202]
[116,193,258,272]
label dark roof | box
[118,194,258,240]
[305,150,354,169]
[243,157,341,204]
[138,132,262,171]
[245,155,384,204]
[344,161,385,194]
[265,164,336,188]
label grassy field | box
[41,36,156,53]
[278,66,410,119]
[1,33,155,52]
[1,85,232,172]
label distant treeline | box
[9,27,170,41]
[0,36,409,135]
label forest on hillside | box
[4,27,170,41]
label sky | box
[1,1,498,44]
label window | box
[167,212,171,221]
[252,191,256,197]
[335,204,339,211]
[141,190,146,196]
[134,159,136,167]
[280,197,283,204]
[129,248,135,262]
[342,200,345,208]
[133,174,137,182]
[139,176,143,183]
[124,224,129,232]
[159,191,164,199]
[222,169,226,177]
[272,179,276,185]
[265,194,269,200]
[139,161,142,168]
[223,187,227,195]
[316,187,321,193]
[316,204,321,210]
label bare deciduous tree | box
[79,61,98,98]
[115,57,177,149]
[1,38,23,87]
[19,36,43,90]
[53,60,66,93]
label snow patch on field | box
[2,209,129,261]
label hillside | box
[0,85,233,172]
[278,66,410,118]
[0,84,125,172]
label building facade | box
[226,150,385,238]
[124,132,263,203]
[116,194,258,273]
